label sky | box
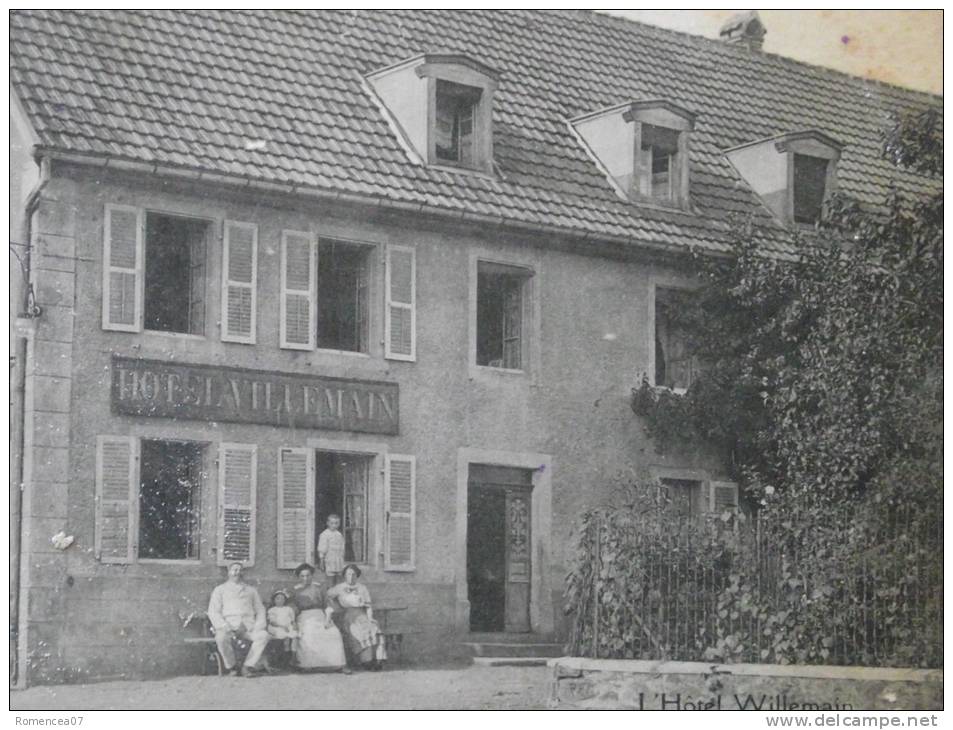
[600,10,942,95]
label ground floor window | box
[315,451,370,563]
[139,439,204,560]
[659,477,703,519]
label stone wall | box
[549,658,943,711]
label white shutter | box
[384,245,416,361]
[280,231,316,350]
[217,443,257,566]
[277,447,314,569]
[95,435,138,563]
[384,453,415,571]
[102,204,143,332]
[710,481,740,513]
[221,221,258,344]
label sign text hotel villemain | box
[111,356,399,435]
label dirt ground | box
[10,664,552,710]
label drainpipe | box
[10,154,51,687]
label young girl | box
[266,590,299,656]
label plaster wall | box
[20,163,722,683]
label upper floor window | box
[655,287,697,392]
[366,53,499,174]
[571,99,695,209]
[476,262,532,370]
[725,130,842,227]
[103,206,259,342]
[316,240,370,353]
[143,213,208,335]
[281,232,416,361]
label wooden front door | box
[503,489,531,632]
[467,465,532,633]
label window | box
[281,235,415,358]
[724,131,842,227]
[103,206,223,336]
[639,124,679,202]
[570,100,694,209]
[365,54,499,174]
[143,213,208,335]
[477,263,531,369]
[139,439,203,560]
[276,447,415,571]
[95,436,254,565]
[317,240,370,353]
[660,478,703,518]
[793,154,829,224]
[655,287,697,391]
[316,451,370,563]
[435,80,478,166]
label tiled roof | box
[10,10,942,258]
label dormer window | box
[640,125,680,202]
[366,53,499,175]
[570,99,695,209]
[793,154,829,224]
[725,130,842,227]
[435,81,478,166]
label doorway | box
[467,465,532,632]
[314,451,371,564]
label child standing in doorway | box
[317,514,346,587]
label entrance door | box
[467,465,532,633]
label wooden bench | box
[183,605,410,672]
[182,613,286,676]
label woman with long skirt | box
[289,563,349,673]
[328,564,387,670]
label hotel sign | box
[111,356,398,435]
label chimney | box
[719,11,766,51]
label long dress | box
[328,581,387,666]
[290,582,346,671]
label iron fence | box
[566,503,942,668]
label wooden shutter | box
[95,435,138,563]
[221,221,258,343]
[280,231,316,350]
[188,224,207,336]
[102,204,143,332]
[218,443,257,566]
[384,245,416,361]
[710,481,740,513]
[384,454,415,571]
[502,278,523,369]
[277,447,314,569]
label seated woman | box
[289,563,349,673]
[328,564,387,670]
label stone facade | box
[15,161,721,684]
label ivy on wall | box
[570,109,943,668]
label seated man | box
[207,562,270,677]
